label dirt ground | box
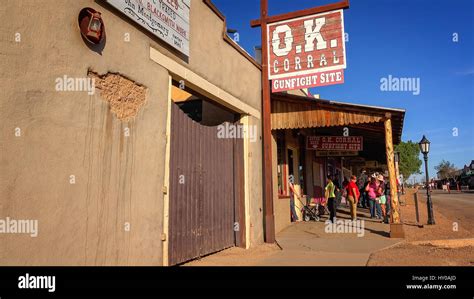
[401,190,473,241]
[367,190,474,266]
[367,243,474,266]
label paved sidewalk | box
[186,206,403,266]
[262,206,401,266]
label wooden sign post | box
[260,0,276,243]
[252,0,350,243]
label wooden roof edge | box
[272,92,406,117]
[328,100,406,114]
[271,92,406,143]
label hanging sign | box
[315,151,359,157]
[267,9,346,92]
[307,136,363,151]
[106,0,190,56]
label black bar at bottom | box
[0,267,472,298]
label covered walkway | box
[271,92,406,235]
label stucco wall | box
[0,0,263,265]
[247,116,264,245]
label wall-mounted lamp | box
[79,8,105,45]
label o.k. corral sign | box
[307,136,363,151]
[107,0,190,56]
[267,9,347,92]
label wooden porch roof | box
[271,92,406,144]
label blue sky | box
[213,0,474,181]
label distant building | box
[459,160,474,189]
[462,160,474,174]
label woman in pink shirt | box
[365,176,378,219]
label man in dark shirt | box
[357,170,368,208]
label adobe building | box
[1,0,264,266]
[1,0,408,265]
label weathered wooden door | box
[168,103,244,265]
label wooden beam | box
[349,124,385,133]
[251,0,349,27]
[260,0,276,244]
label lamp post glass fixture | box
[419,135,435,225]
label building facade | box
[270,93,405,232]
[1,0,264,265]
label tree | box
[435,160,457,179]
[394,141,422,183]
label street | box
[419,191,474,235]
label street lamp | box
[419,135,435,225]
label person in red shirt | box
[345,175,360,221]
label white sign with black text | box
[106,0,190,56]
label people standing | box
[325,175,337,223]
[342,177,349,208]
[346,175,360,221]
[366,175,378,219]
[374,174,383,220]
[288,175,300,222]
[384,176,391,222]
[376,174,388,223]
[358,170,368,208]
[334,177,342,208]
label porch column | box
[260,0,276,243]
[384,114,405,237]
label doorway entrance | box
[167,84,245,265]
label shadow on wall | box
[80,33,106,55]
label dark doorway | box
[288,149,294,179]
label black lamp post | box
[419,135,435,225]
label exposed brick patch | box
[88,70,147,122]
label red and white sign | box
[307,136,363,151]
[267,9,346,92]
[272,69,344,92]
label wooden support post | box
[260,0,276,243]
[252,0,351,244]
[384,114,405,238]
